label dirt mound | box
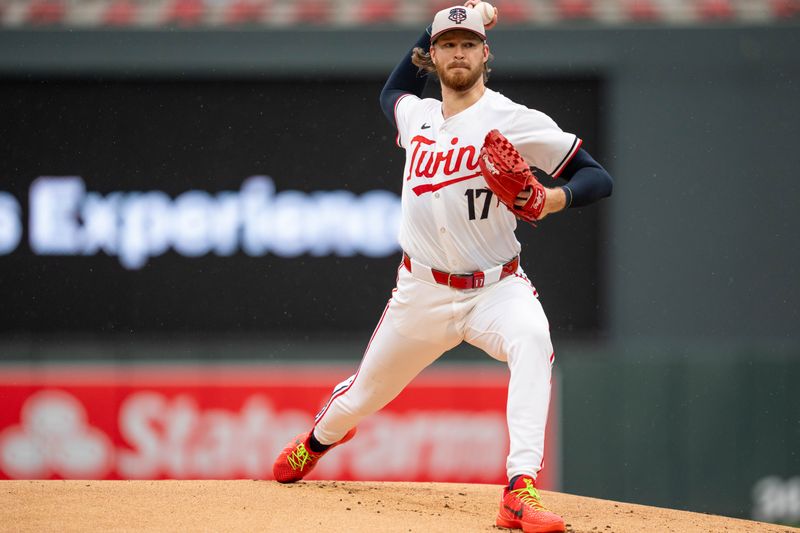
[1,480,796,533]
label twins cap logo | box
[448,7,468,24]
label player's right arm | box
[378,27,432,128]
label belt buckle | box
[447,272,453,287]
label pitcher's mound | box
[1,480,796,533]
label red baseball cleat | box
[496,476,566,533]
[272,427,357,483]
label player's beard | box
[437,61,483,92]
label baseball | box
[474,1,495,25]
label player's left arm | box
[514,149,613,218]
[557,148,614,207]
[508,105,613,218]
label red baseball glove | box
[478,129,553,224]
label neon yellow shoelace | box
[287,443,318,471]
[510,478,549,511]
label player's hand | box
[514,187,566,220]
[464,0,498,30]
[513,188,531,209]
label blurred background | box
[0,0,798,527]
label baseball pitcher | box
[273,3,613,531]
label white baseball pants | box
[313,262,555,481]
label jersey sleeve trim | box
[552,136,583,177]
[394,93,414,148]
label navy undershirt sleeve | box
[379,26,432,127]
[557,148,614,207]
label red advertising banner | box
[0,364,559,488]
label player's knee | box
[512,325,552,357]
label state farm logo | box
[0,387,512,483]
[116,392,310,479]
[0,390,113,479]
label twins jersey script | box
[394,88,582,273]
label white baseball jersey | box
[393,88,581,273]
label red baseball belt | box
[402,253,519,290]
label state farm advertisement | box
[0,365,559,488]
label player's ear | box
[483,43,489,62]
[430,45,437,64]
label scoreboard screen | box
[0,78,604,338]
